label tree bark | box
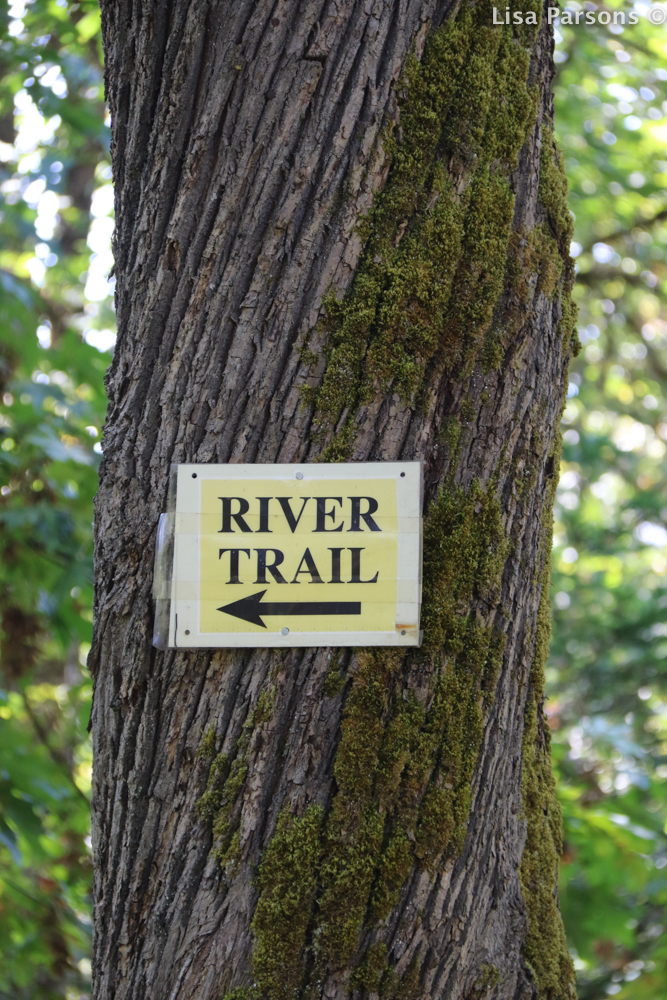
[92,1,578,998]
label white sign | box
[157,462,422,648]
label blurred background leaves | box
[551,5,667,997]
[0,0,110,996]
[2,1,667,998]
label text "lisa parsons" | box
[493,6,640,21]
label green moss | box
[250,805,324,1000]
[217,0,580,991]
[221,989,258,1000]
[520,610,576,997]
[536,124,580,359]
[305,0,541,458]
[323,653,347,698]
[253,687,276,726]
[315,807,385,968]
[534,226,564,299]
[475,963,502,992]
[438,416,461,458]
[211,751,248,865]
[369,828,412,921]
[195,725,232,825]
[351,941,388,991]
[196,690,276,868]
[481,332,506,373]
[460,397,475,423]
[196,723,217,762]
[196,750,230,823]
[379,953,422,1000]
[440,168,516,373]
[220,828,241,879]
[420,479,506,652]
[313,654,404,963]
[559,292,580,355]
[539,125,574,252]
[519,434,577,1000]
[413,626,501,865]
[492,225,549,360]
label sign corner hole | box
[185,629,191,635]
[192,473,197,479]
[400,472,405,478]
[401,629,406,635]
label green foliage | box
[549,9,667,998]
[0,0,111,996]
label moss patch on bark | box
[233,477,510,996]
[251,806,325,1000]
[211,0,579,993]
[519,433,577,1000]
[214,475,511,1000]
[306,0,541,459]
[197,689,274,872]
[516,106,578,1000]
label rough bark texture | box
[92,2,578,998]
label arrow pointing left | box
[218,590,362,628]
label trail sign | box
[155,462,422,648]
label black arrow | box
[218,590,361,628]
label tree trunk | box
[91,1,578,998]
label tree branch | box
[581,207,667,255]
[21,690,90,805]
